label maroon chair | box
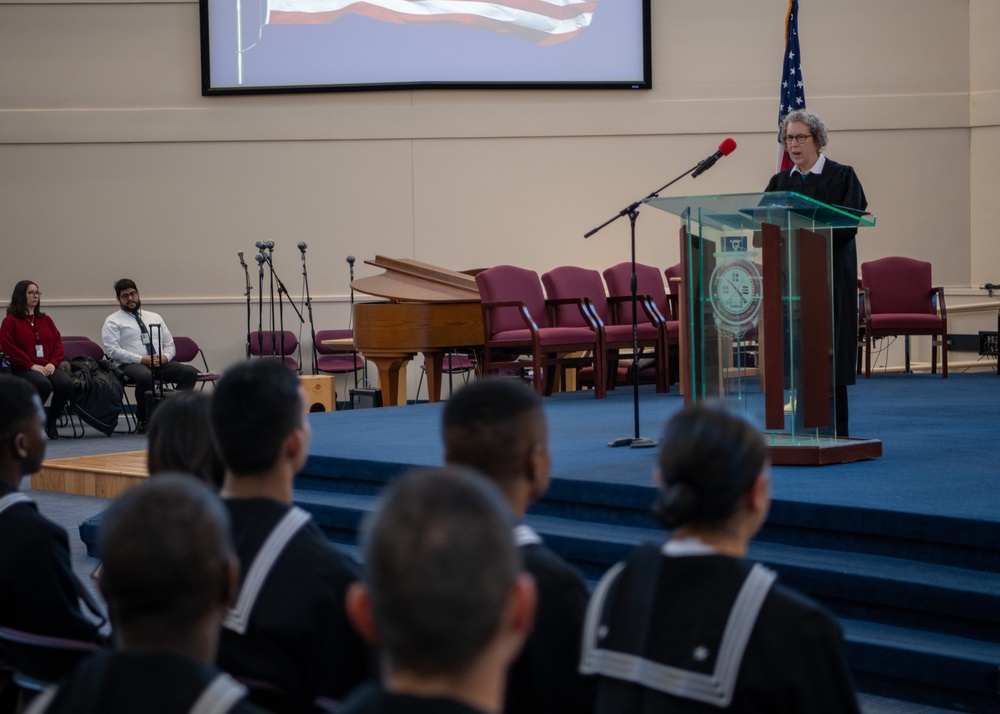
[664,262,683,302]
[314,329,365,379]
[475,265,606,399]
[860,256,947,378]
[249,331,301,372]
[603,262,679,385]
[172,336,220,390]
[541,266,667,393]
[61,336,105,362]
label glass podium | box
[645,192,881,465]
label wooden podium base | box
[767,436,882,466]
[299,375,335,412]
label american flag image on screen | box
[265,0,597,46]
[777,0,806,172]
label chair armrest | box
[862,287,872,323]
[606,294,665,325]
[665,294,679,321]
[932,287,947,320]
[545,297,603,329]
[481,299,540,334]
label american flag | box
[777,0,805,172]
[265,0,597,46]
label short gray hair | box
[780,110,829,151]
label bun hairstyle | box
[653,403,768,530]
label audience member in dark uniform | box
[210,359,369,710]
[765,110,868,437]
[442,377,594,714]
[147,391,225,490]
[341,467,536,714]
[0,374,105,642]
[580,402,861,713]
[24,475,270,714]
[0,280,73,439]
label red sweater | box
[0,313,65,370]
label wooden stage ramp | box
[33,451,148,498]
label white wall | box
[1,0,996,386]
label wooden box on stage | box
[299,375,335,412]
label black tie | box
[130,311,153,356]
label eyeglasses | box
[784,134,813,145]
[119,290,139,300]
[27,291,41,296]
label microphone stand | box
[263,252,305,368]
[238,252,252,360]
[585,157,707,449]
[255,254,266,360]
[266,244,277,350]
[347,256,363,388]
[300,246,318,374]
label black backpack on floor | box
[65,356,125,437]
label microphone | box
[254,241,264,249]
[297,242,307,253]
[255,253,266,265]
[264,240,275,250]
[346,255,356,266]
[238,251,247,268]
[691,138,738,179]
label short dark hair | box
[360,467,520,676]
[147,392,225,490]
[113,278,138,298]
[5,280,44,319]
[442,378,544,485]
[0,374,40,442]
[653,402,768,529]
[211,359,303,476]
[98,475,234,633]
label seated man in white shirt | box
[101,278,198,434]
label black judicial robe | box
[581,545,860,714]
[0,483,104,642]
[765,158,868,387]
[339,683,489,714]
[508,525,594,714]
[217,498,370,707]
[26,650,268,714]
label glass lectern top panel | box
[645,191,875,229]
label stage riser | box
[291,471,1000,712]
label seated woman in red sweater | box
[0,280,72,439]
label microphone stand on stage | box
[238,251,252,360]
[346,255,364,388]
[299,242,318,374]
[262,249,304,367]
[257,240,277,353]
[585,138,737,448]
[254,253,266,359]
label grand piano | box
[350,256,483,406]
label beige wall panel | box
[846,128,970,286]
[0,140,416,299]
[0,3,201,108]
[971,125,1000,286]
[970,0,1000,127]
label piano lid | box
[351,256,481,302]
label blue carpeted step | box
[842,617,1000,713]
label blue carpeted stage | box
[297,372,1000,712]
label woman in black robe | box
[765,110,867,437]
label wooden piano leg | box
[365,353,414,407]
[422,352,445,403]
